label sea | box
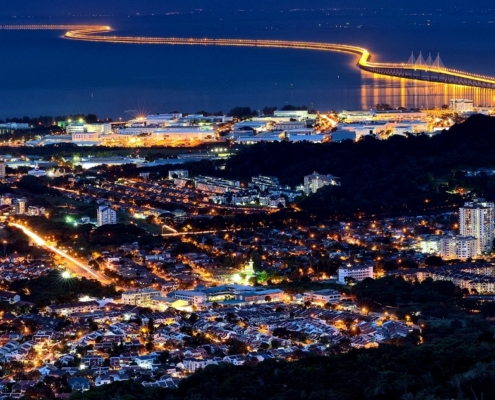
[1,3,495,119]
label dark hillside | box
[224,115,495,217]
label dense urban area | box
[0,100,495,399]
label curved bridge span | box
[3,24,495,89]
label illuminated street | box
[10,222,111,284]
[0,4,495,398]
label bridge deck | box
[2,25,495,89]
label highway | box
[161,228,237,237]
[10,222,111,284]
[2,24,495,87]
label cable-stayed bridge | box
[2,24,495,89]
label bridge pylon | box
[432,53,445,69]
[426,53,433,66]
[415,51,426,66]
[407,51,416,65]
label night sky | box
[0,0,481,16]
[1,0,494,117]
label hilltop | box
[224,114,495,218]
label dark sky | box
[1,0,494,117]
[1,0,484,15]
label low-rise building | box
[418,235,441,254]
[303,289,341,305]
[170,290,207,306]
[450,99,474,112]
[181,358,209,373]
[237,289,285,303]
[338,265,374,284]
[0,291,20,304]
[46,301,100,316]
[122,288,162,306]
[27,206,46,216]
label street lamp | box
[61,271,72,279]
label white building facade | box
[0,161,5,179]
[122,288,162,306]
[14,198,27,215]
[303,172,340,195]
[459,199,494,255]
[97,205,117,227]
[303,289,341,304]
[338,265,374,284]
[440,236,477,260]
[171,290,207,305]
[450,99,474,112]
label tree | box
[344,276,356,285]
[227,107,255,119]
[147,318,155,335]
[85,114,99,123]
[425,255,444,266]
[189,313,199,324]
[262,106,277,115]
[281,104,308,111]
[375,103,392,110]
[257,270,268,284]
[88,259,100,271]
[450,319,463,329]
[265,296,272,302]
[145,341,154,352]
[6,361,24,380]
[157,351,170,363]
[481,302,495,318]
[226,338,248,355]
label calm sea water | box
[1,5,495,118]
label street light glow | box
[10,223,104,281]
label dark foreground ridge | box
[70,327,495,399]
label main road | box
[10,222,112,285]
[2,24,495,88]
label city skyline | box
[1,2,495,399]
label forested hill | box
[224,115,495,218]
[71,327,495,400]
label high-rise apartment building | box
[440,236,477,260]
[97,204,117,227]
[459,199,495,255]
[0,161,6,180]
[14,198,27,215]
[303,172,340,195]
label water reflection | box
[360,71,495,110]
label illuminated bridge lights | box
[2,25,495,88]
